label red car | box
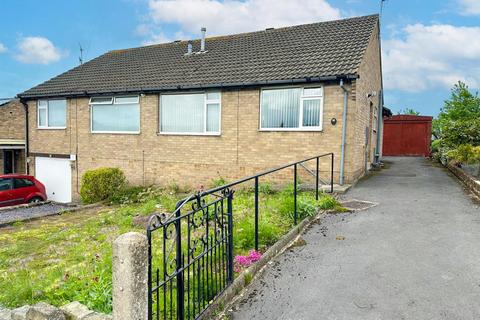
[0,174,47,207]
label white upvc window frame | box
[89,95,140,134]
[37,99,67,129]
[259,86,324,132]
[159,91,222,136]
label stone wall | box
[0,301,111,320]
[446,162,480,198]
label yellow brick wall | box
[0,101,25,140]
[27,84,354,198]
[0,101,26,174]
[349,22,383,180]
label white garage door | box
[35,157,72,203]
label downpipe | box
[339,79,348,186]
[20,99,29,175]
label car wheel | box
[28,197,43,204]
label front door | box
[3,150,14,174]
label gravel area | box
[0,203,74,226]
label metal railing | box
[146,153,334,320]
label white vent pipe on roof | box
[200,27,206,52]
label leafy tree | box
[397,108,420,115]
[433,81,480,140]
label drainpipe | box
[374,90,383,163]
[20,99,29,175]
[339,79,348,186]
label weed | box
[210,176,227,188]
[244,272,253,286]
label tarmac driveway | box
[231,157,480,320]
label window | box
[160,92,221,134]
[14,178,34,189]
[0,178,12,191]
[90,96,140,133]
[38,99,67,128]
[260,87,323,130]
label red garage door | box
[383,115,433,157]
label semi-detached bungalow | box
[17,14,384,203]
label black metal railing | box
[146,153,334,320]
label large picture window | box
[90,96,140,133]
[260,87,323,130]
[160,92,221,135]
[37,99,67,128]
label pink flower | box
[248,250,262,262]
[234,250,263,272]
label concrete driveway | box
[231,157,480,320]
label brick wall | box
[0,100,25,140]
[27,83,358,198]
[350,22,383,179]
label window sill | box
[157,132,221,137]
[91,131,141,135]
[259,128,323,132]
[37,127,67,130]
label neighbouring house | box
[17,14,384,203]
[0,99,26,175]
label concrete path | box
[231,157,480,320]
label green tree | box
[397,108,420,115]
[433,81,480,140]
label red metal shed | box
[383,115,433,157]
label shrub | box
[210,176,227,188]
[258,182,274,195]
[80,167,127,204]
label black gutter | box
[19,99,29,174]
[17,74,360,100]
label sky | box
[0,0,479,116]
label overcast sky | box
[1,0,479,116]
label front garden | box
[0,180,342,314]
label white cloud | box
[383,23,480,92]
[0,43,6,53]
[143,0,341,43]
[457,0,480,15]
[15,36,64,64]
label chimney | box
[187,42,193,55]
[200,27,206,52]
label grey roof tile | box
[19,14,378,98]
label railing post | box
[175,206,184,320]
[294,163,297,225]
[330,153,334,193]
[315,157,319,200]
[147,229,152,320]
[254,177,259,251]
[227,191,234,283]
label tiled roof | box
[18,14,379,98]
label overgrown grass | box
[0,184,342,314]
